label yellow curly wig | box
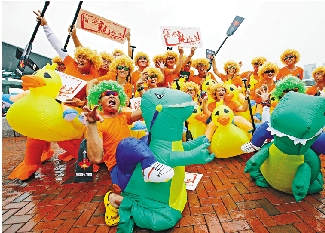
[152,54,165,64]
[100,51,114,62]
[142,67,164,83]
[312,66,325,83]
[164,50,179,64]
[109,55,135,75]
[74,47,102,70]
[134,52,150,66]
[207,82,227,95]
[191,58,210,69]
[258,61,280,77]
[223,60,241,73]
[251,56,267,66]
[181,81,200,95]
[112,49,125,57]
[280,49,300,64]
[52,56,63,64]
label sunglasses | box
[284,55,295,61]
[227,66,236,70]
[187,88,194,92]
[167,56,175,60]
[138,56,147,60]
[316,72,324,75]
[102,90,118,97]
[148,74,158,79]
[253,62,262,66]
[117,65,130,71]
[264,70,275,74]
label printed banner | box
[160,26,203,48]
[76,9,130,44]
[56,72,87,101]
[130,97,142,111]
[184,172,203,190]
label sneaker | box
[143,162,174,182]
[241,142,261,153]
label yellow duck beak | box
[21,75,46,90]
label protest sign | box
[184,172,203,190]
[130,97,142,111]
[160,26,203,48]
[76,9,130,44]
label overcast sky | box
[2,1,325,72]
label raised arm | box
[126,32,132,57]
[33,10,67,61]
[70,25,83,47]
[211,57,223,78]
[182,47,196,68]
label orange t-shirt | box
[131,70,141,90]
[97,112,132,170]
[276,66,304,81]
[97,74,133,99]
[163,68,180,87]
[220,74,243,88]
[189,72,216,87]
[306,85,323,96]
[63,55,99,81]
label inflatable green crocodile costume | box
[245,92,325,202]
[117,88,215,232]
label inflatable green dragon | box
[244,92,325,202]
[117,88,215,232]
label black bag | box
[185,121,193,141]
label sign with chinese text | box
[160,26,203,48]
[56,72,87,102]
[130,97,142,111]
[184,172,203,190]
[76,9,130,44]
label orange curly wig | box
[258,61,280,77]
[223,60,241,74]
[152,54,165,64]
[312,66,325,85]
[251,56,267,66]
[181,81,200,95]
[280,49,300,64]
[163,50,179,64]
[112,49,125,57]
[74,47,102,70]
[109,55,135,75]
[142,67,164,83]
[100,51,114,62]
[134,52,150,66]
[191,58,210,69]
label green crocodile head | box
[270,92,325,153]
[141,88,194,141]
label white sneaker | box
[143,162,174,182]
[241,142,261,153]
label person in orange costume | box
[160,47,184,87]
[91,56,135,100]
[306,66,325,96]
[35,10,102,163]
[130,52,150,91]
[251,61,279,123]
[211,58,243,88]
[189,57,216,88]
[180,47,196,80]
[134,67,164,97]
[276,49,304,81]
[240,56,267,87]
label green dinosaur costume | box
[117,88,215,232]
[244,92,325,202]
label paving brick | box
[246,218,269,233]
[221,219,251,232]
[3,214,33,225]
[258,198,281,216]
[3,223,24,233]
[267,224,300,233]
[179,215,206,227]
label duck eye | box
[206,82,209,85]
[44,72,51,78]
[230,87,234,91]
[215,111,219,116]
[271,97,275,101]
[224,109,229,113]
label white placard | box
[130,97,142,111]
[56,72,87,102]
[76,8,130,44]
[160,26,203,48]
[184,172,203,190]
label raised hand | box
[82,105,104,124]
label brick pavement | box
[2,136,325,233]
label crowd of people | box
[29,10,325,229]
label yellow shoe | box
[104,191,120,226]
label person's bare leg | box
[109,192,124,208]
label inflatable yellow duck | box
[7,64,85,141]
[210,105,250,158]
[6,64,85,180]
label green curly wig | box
[271,75,305,100]
[87,80,127,110]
